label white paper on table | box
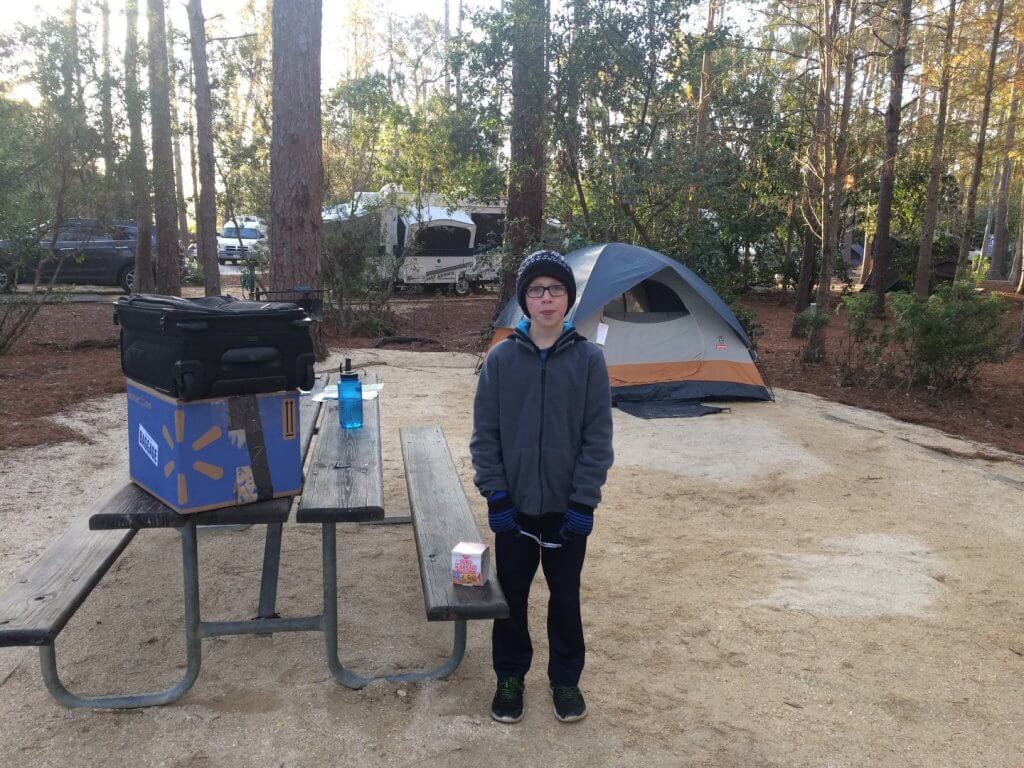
[595,322,609,346]
[311,384,338,402]
[310,381,383,402]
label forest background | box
[1,0,1023,396]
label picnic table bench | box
[0,371,507,709]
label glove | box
[486,490,519,534]
[560,502,594,540]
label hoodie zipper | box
[516,327,575,515]
[537,353,547,512]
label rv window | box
[414,225,472,251]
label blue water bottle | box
[339,371,363,429]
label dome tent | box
[490,243,772,407]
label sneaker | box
[551,684,587,722]
[490,676,525,723]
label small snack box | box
[452,541,490,587]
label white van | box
[217,216,267,264]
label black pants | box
[492,512,587,687]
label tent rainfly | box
[490,242,772,404]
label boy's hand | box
[486,490,519,534]
[560,502,594,540]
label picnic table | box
[0,371,508,709]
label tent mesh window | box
[602,279,689,321]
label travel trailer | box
[323,187,505,295]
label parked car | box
[0,218,186,294]
[217,216,267,264]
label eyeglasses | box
[525,284,567,298]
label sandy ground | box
[1,349,1023,767]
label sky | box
[0,0,751,89]
[0,0,484,89]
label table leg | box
[256,522,284,623]
[39,521,204,709]
[320,522,467,690]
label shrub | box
[889,283,1012,392]
[183,259,204,286]
[791,306,828,338]
[730,303,762,348]
[836,284,1012,393]
[837,293,894,386]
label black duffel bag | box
[115,294,316,400]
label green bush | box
[183,259,204,286]
[889,283,1012,392]
[730,303,763,348]
[791,306,828,338]
[837,284,1012,393]
[837,293,894,386]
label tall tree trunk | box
[455,0,463,106]
[991,44,1023,280]
[148,0,181,296]
[688,0,718,224]
[793,224,818,319]
[804,0,851,363]
[841,209,855,266]
[187,0,220,297]
[980,156,1001,266]
[100,0,115,214]
[1010,183,1024,289]
[870,0,913,316]
[64,1,80,113]
[913,0,935,135]
[915,0,957,299]
[502,0,548,300]
[125,0,154,294]
[955,0,1005,278]
[793,46,829,323]
[270,0,324,356]
[166,13,191,257]
[443,0,451,100]
[858,231,872,284]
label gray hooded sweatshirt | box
[471,320,614,517]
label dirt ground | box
[744,287,1024,456]
[1,348,1023,767]
[0,292,497,452]
[5,286,1024,457]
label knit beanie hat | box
[515,250,577,317]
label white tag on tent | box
[595,322,609,346]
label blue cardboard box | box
[126,380,302,514]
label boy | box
[470,250,614,724]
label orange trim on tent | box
[488,327,514,348]
[486,330,765,389]
[607,360,766,388]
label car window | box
[56,226,82,241]
[79,224,116,242]
[221,227,261,239]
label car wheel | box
[453,276,471,296]
[119,265,135,294]
[0,270,13,294]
